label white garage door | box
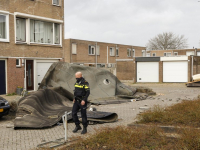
[163,61,188,82]
[37,62,55,88]
[137,62,159,82]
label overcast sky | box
[64,0,200,48]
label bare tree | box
[146,32,188,50]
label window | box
[72,43,77,54]
[15,13,62,45]
[146,53,150,57]
[197,51,200,56]
[53,0,60,6]
[96,45,100,55]
[174,52,178,56]
[127,48,131,57]
[0,13,9,42]
[30,20,53,44]
[89,45,95,55]
[132,49,135,57]
[16,59,21,67]
[164,52,171,57]
[54,23,60,44]
[110,47,115,56]
[186,51,194,56]
[16,18,26,42]
[116,48,119,56]
[142,50,145,57]
[152,53,156,57]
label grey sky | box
[64,0,200,48]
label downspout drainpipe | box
[192,55,194,78]
[96,42,97,68]
[107,46,108,67]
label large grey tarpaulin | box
[14,62,135,128]
[14,89,118,128]
[39,62,136,102]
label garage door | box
[37,62,55,88]
[0,60,6,94]
[163,61,188,82]
[137,62,159,82]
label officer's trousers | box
[72,100,87,127]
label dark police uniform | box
[72,77,90,128]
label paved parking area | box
[0,83,200,150]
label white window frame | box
[14,12,63,46]
[127,48,131,57]
[96,45,100,55]
[142,50,146,57]
[116,48,119,56]
[152,53,156,57]
[16,59,21,67]
[110,47,115,56]
[52,0,61,6]
[132,49,135,57]
[174,52,178,56]
[72,43,77,54]
[164,52,171,57]
[0,11,9,42]
[146,53,150,57]
[89,45,95,55]
[186,51,194,56]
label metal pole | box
[65,111,67,141]
[96,42,97,68]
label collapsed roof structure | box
[14,62,136,129]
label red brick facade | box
[0,0,64,94]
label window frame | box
[96,45,100,55]
[0,11,9,42]
[110,47,115,56]
[116,48,119,56]
[88,45,95,55]
[132,49,135,57]
[127,48,131,57]
[174,52,178,56]
[16,59,21,67]
[52,0,61,6]
[16,17,26,42]
[164,52,171,57]
[142,50,146,57]
[72,43,77,54]
[146,53,150,57]
[14,13,62,46]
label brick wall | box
[0,0,64,93]
[116,61,135,80]
[65,39,146,64]
[159,61,163,82]
[7,58,24,93]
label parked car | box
[0,97,10,118]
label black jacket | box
[74,77,90,101]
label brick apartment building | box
[0,0,64,94]
[64,38,146,68]
[146,49,200,57]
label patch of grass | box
[137,99,200,127]
[6,93,16,96]
[37,126,200,150]
[61,126,178,150]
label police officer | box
[72,72,90,134]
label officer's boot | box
[72,125,82,133]
[81,126,87,134]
